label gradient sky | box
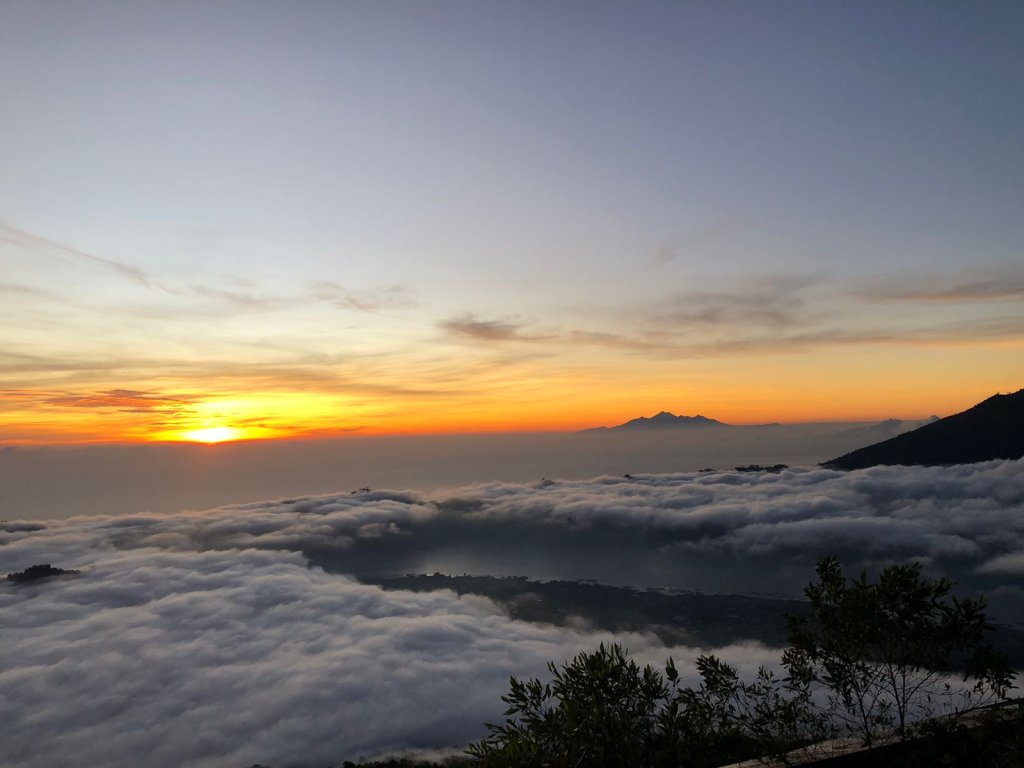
[2,1,1023,443]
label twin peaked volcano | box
[582,411,728,432]
[823,389,1024,470]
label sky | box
[2,1,1024,443]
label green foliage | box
[467,643,822,768]
[469,559,1016,767]
[467,643,664,768]
[784,557,1015,744]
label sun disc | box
[182,426,242,444]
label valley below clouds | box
[3,459,1024,767]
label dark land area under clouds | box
[366,573,1024,666]
[368,573,805,648]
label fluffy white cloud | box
[2,459,1023,766]
[0,540,776,767]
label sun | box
[180,426,244,444]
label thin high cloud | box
[43,389,197,413]
[441,314,671,351]
[439,275,826,351]
[0,388,209,437]
[651,222,735,268]
[184,284,287,311]
[311,281,415,314]
[1,223,416,320]
[440,314,556,342]
[146,279,416,317]
[441,305,1024,358]
[0,358,452,411]
[656,275,824,329]
[0,281,54,298]
[567,329,670,350]
[596,268,1024,353]
[0,223,152,287]
[856,265,1024,303]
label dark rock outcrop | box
[6,564,80,584]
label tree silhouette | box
[784,557,1014,744]
[468,643,821,767]
[469,559,1016,766]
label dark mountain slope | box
[823,389,1024,470]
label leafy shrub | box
[468,643,822,767]
[469,558,1016,767]
[785,557,1015,744]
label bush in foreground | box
[785,557,1014,745]
[469,558,1016,768]
[468,643,821,768]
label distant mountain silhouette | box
[831,416,939,442]
[823,389,1024,469]
[582,411,728,432]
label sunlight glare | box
[181,426,244,444]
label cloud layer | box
[0,541,773,767]
[2,460,1023,766]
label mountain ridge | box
[581,411,729,432]
[823,389,1024,470]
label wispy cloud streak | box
[856,266,1024,303]
[440,314,556,342]
[0,224,152,287]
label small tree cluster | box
[469,558,1016,767]
[785,557,1014,745]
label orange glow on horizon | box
[1,341,1021,445]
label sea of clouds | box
[2,459,1024,767]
